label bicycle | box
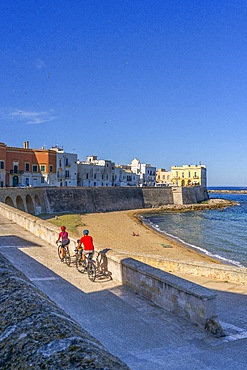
[75,249,96,282]
[56,241,71,267]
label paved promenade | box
[1,214,247,369]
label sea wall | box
[0,253,129,369]
[0,186,208,215]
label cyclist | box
[76,229,94,261]
[56,226,70,261]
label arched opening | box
[26,194,35,214]
[5,196,14,207]
[16,195,25,211]
[34,194,42,215]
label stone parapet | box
[115,256,219,329]
[135,256,247,285]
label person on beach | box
[76,229,94,261]
[56,226,70,261]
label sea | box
[142,187,247,267]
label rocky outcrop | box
[138,198,236,214]
[0,254,129,369]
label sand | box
[76,209,222,265]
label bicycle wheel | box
[57,245,63,260]
[88,261,96,282]
[65,247,71,267]
[76,255,86,273]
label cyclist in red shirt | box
[76,229,94,260]
[56,226,70,261]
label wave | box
[142,217,243,267]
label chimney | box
[24,141,29,149]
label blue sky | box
[1,0,247,186]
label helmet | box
[61,226,66,231]
[83,229,89,235]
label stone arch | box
[26,194,35,215]
[16,195,25,212]
[34,194,42,215]
[5,196,14,207]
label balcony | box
[10,170,24,174]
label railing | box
[10,170,24,174]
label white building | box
[115,164,140,186]
[51,146,78,187]
[77,156,140,187]
[130,158,156,186]
[77,156,115,187]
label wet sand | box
[76,209,222,265]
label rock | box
[0,254,129,369]
[205,317,225,337]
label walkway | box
[0,214,247,370]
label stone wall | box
[0,186,208,215]
[121,258,218,328]
[0,253,129,369]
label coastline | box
[75,199,234,267]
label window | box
[41,177,45,183]
[49,165,53,172]
[59,159,62,167]
[13,164,18,173]
[40,165,46,172]
[33,164,38,172]
[25,162,30,171]
[65,170,70,178]
[0,160,4,170]
[65,158,69,166]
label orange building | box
[0,141,56,187]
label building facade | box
[77,156,140,187]
[77,156,115,187]
[130,158,156,186]
[170,164,207,187]
[156,168,173,186]
[0,141,57,187]
[51,146,77,187]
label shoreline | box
[73,199,235,267]
[208,189,247,194]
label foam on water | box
[142,189,247,267]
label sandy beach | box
[76,209,222,266]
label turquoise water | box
[143,189,247,267]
